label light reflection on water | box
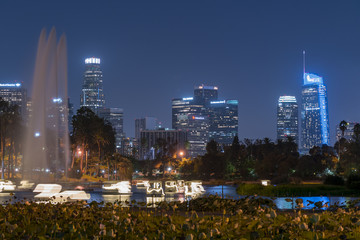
[274,196,356,210]
[1,185,358,210]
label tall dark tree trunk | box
[7,143,11,179]
[80,143,84,171]
[1,135,5,179]
[13,143,17,178]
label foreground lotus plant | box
[0,195,359,239]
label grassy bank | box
[1,196,360,239]
[236,184,360,197]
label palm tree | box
[339,120,348,138]
[338,120,348,161]
[72,107,96,171]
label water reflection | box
[2,185,357,210]
[146,196,165,208]
[274,196,353,210]
[102,194,132,206]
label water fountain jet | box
[23,28,70,181]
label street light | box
[77,149,82,156]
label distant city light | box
[85,57,101,64]
[210,100,226,104]
[192,116,205,120]
[0,83,21,87]
[182,97,193,101]
[304,73,323,85]
[52,98,63,103]
[34,132,40,137]
[196,85,218,90]
[279,96,297,103]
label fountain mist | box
[23,28,70,180]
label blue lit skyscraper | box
[301,73,330,152]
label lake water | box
[1,185,357,210]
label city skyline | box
[1,1,360,142]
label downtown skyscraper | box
[277,96,298,144]
[172,85,238,157]
[80,57,105,113]
[301,73,330,153]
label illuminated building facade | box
[135,117,158,140]
[172,97,209,157]
[98,107,124,152]
[301,73,330,152]
[194,85,218,104]
[208,100,239,145]
[277,96,298,144]
[120,137,139,158]
[80,57,105,113]
[140,129,187,160]
[336,122,358,141]
[172,85,238,157]
[68,98,74,133]
[0,82,27,119]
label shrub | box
[324,175,345,186]
[271,175,289,185]
[347,173,360,189]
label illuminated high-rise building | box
[301,73,330,152]
[172,85,238,157]
[336,122,358,142]
[194,85,218,104]
[277,96,298,144]
[208,100,239,145]
[0,82,27,119]
[172,97,209,157]
[98,107,124,152]
[80,57,105,113]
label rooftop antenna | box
[303,50,306,74]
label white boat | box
[164,181,179,193]
[184,181,205,196]
[102,181,132,194]
[51,191,90,203]
[33,184,62,199]
[0,180,16,193]
[136,180,150,188]
[177,180,185,193]
[33,184,90,203]
[17,180,35,191]
[146,181,164,196]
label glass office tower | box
[172,85,238,157]
[208,100,239,145]
[0,82,27,119]
[277,96,298,144]
[80,57,105,113]
[301,73,330,152]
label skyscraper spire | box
[303,50,306,74]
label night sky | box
[0,1,360,143]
